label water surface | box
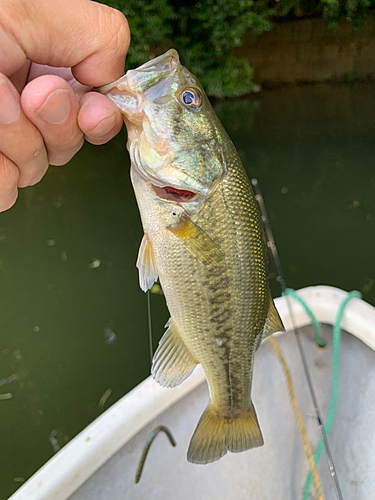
[1,83,374,499]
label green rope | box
[283,288,326,347]
[301,290,362,500]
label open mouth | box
[152,184,196,202]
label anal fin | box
[152,319,197,388]
[136,235,158,292]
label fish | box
[99,49,284,464]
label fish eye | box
[179,88,202,110]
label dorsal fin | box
[263,297,285,340]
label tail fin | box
[187,402,264,464]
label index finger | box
[0,0,130,86]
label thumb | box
[0,0,130,86]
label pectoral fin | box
[152,318,198,388]
[168,214,224,266]
[136,235,158,292]
[262,298,285,340]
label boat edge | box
[8,285,375,500]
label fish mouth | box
[98,49,180,97]
[151,184,197,203]
[134,49,179,74]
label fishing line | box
[147,291,154,367]
[134,290,177,484]
[147,288,160,434]
[146,289,158,428]
[251,179,344,500]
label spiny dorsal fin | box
[152,318,197,388]
[168,214,224,267]
[263,298,285,340]
[136,235,158,292]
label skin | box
[0,0,130,212]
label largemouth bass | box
[99,49,284,464]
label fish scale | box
[100,48,284,464]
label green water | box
[1,83,374,499]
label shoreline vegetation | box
[100,0,375,97]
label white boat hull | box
[10,286,375,500]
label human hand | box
[0,0,130,211]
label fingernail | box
[0,79,21,125]
[88,114,116,138]
[36,89,71,125]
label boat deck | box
[69,324,375,500]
